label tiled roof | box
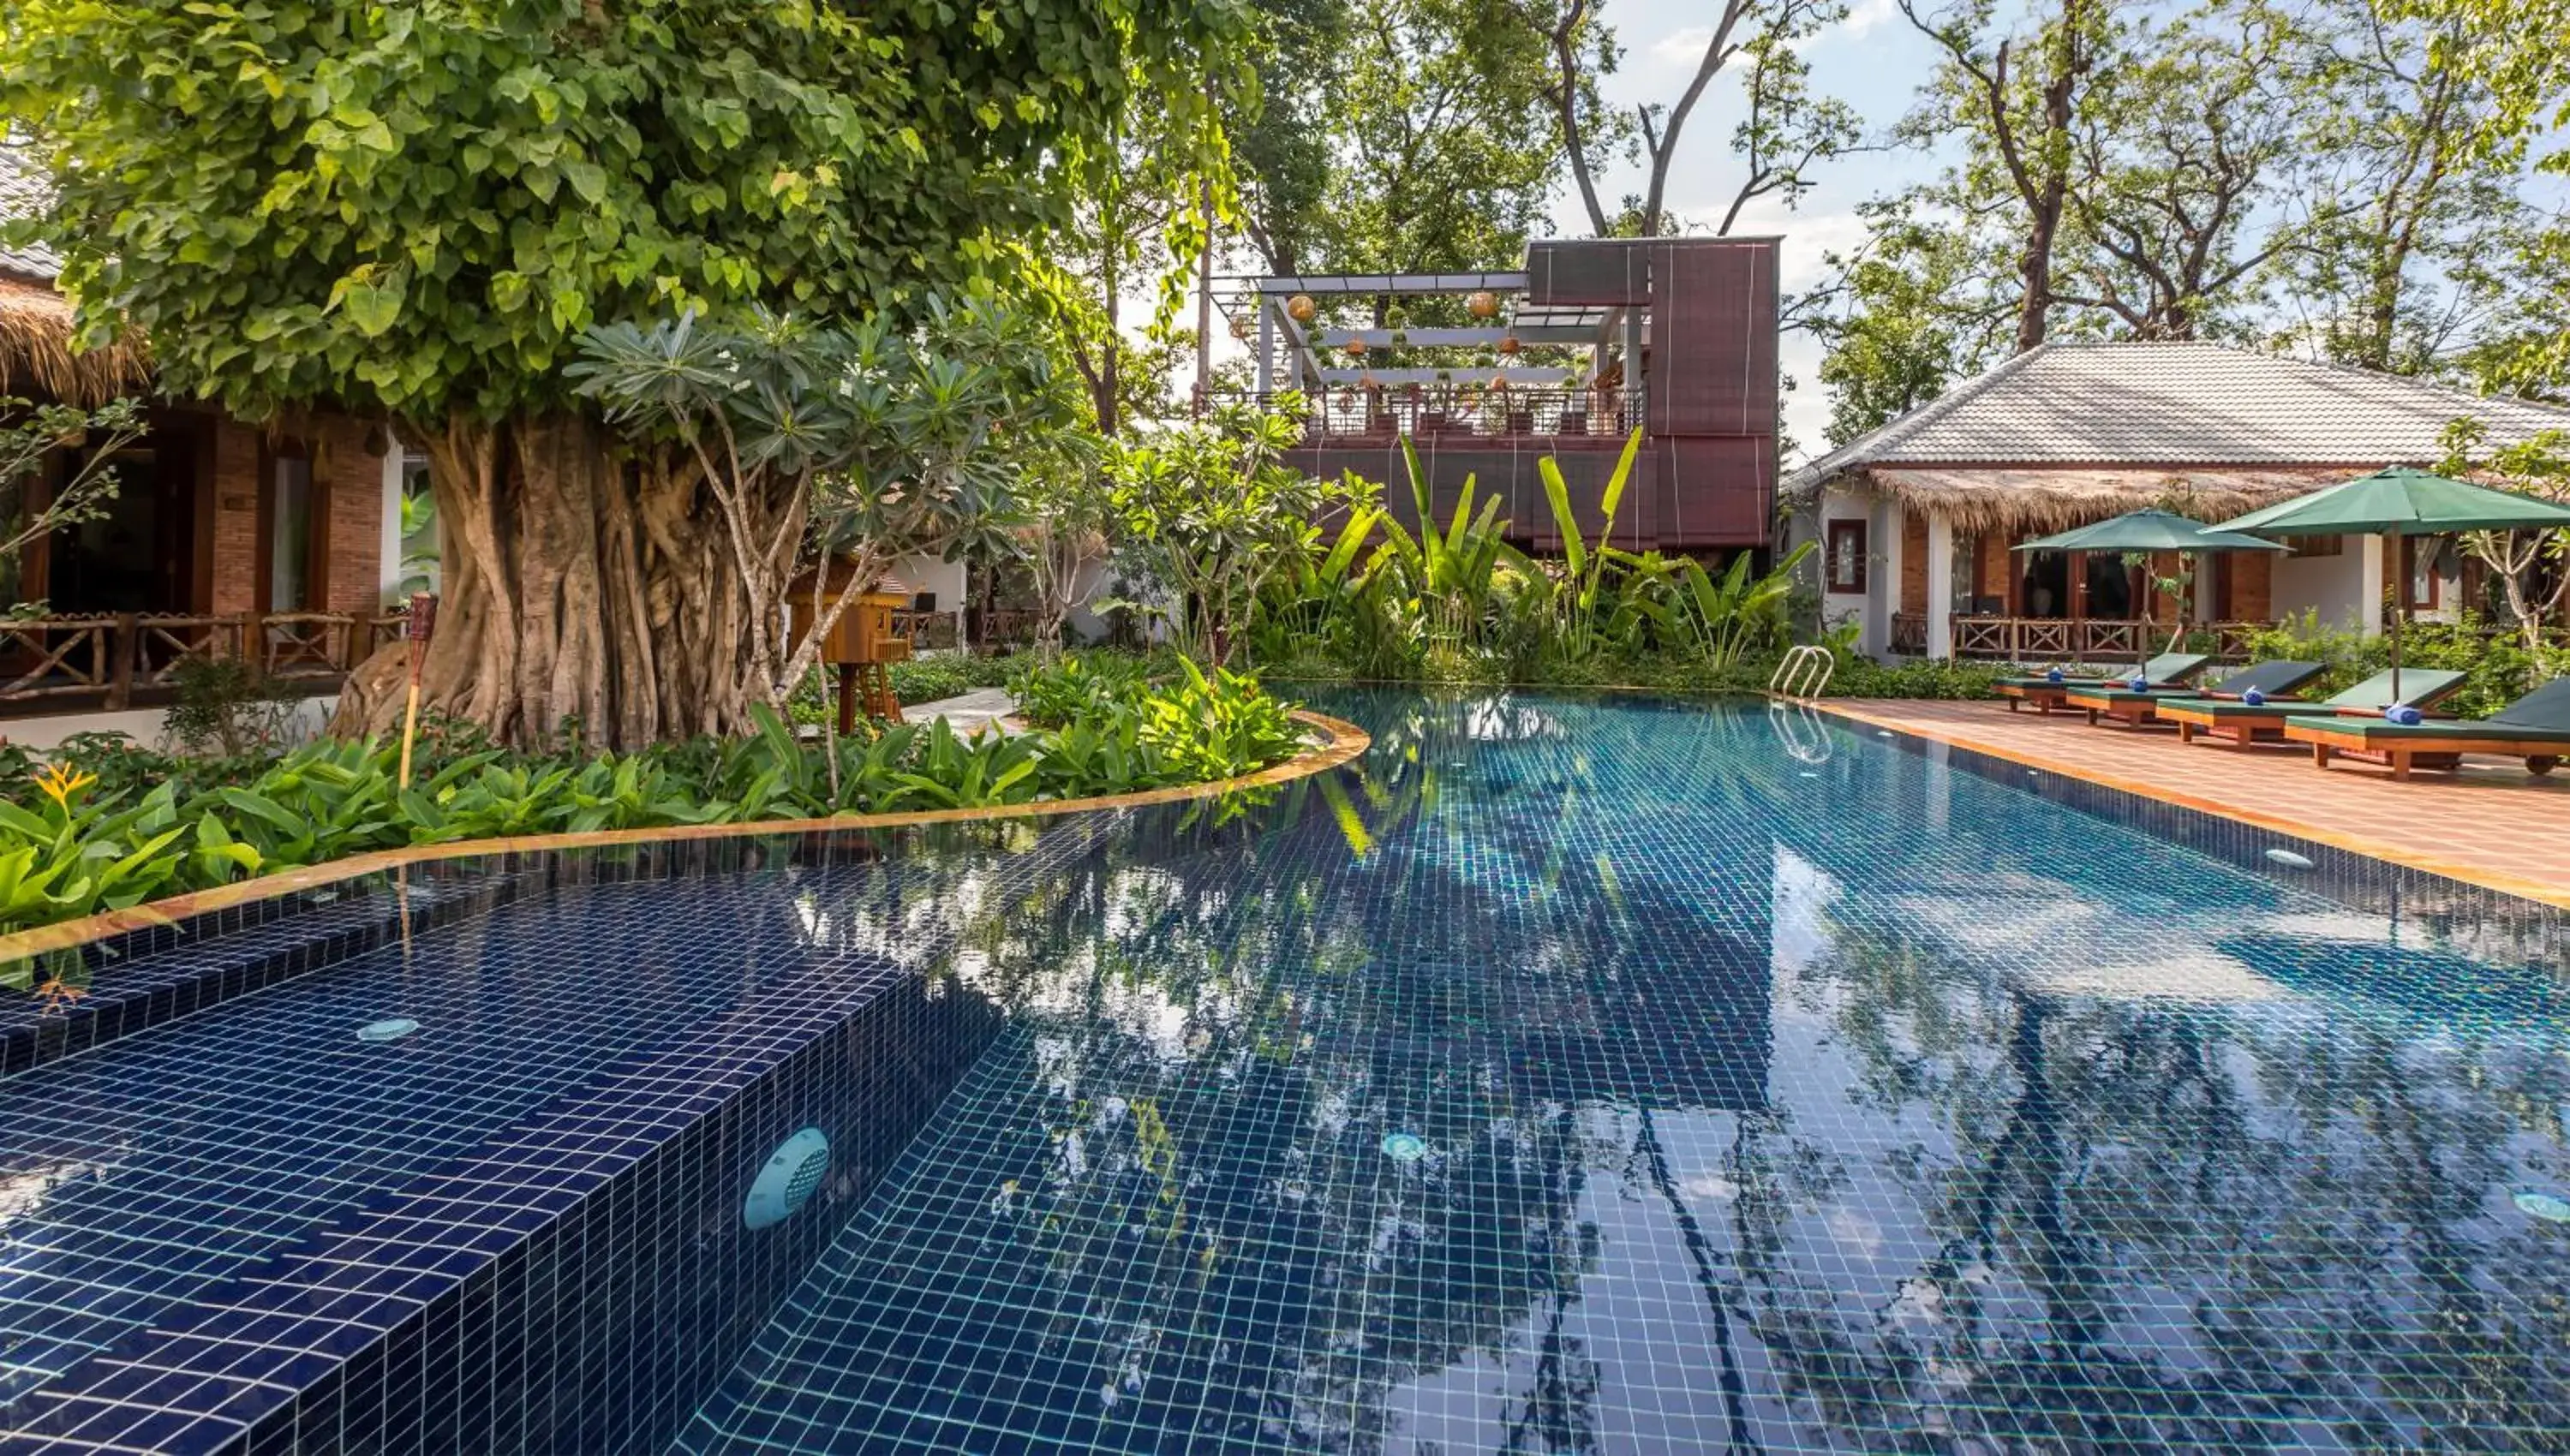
[1786,342,2570,491]
[0,142,62,283]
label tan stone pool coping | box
[1807,697,2570,910]
[0,710,1372,967]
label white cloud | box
[1840,0,1899,40]
[1653,26,1715,65]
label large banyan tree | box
[1,0,1236,747]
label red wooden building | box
[1222,236,1781,557]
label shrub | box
[2235,611,2564,719]
[0,675,1312,954]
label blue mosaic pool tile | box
[4,690,2566,1453]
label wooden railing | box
[1216,387,1645,443]
[1890,612,1927,655]
[1945,616,2266,663]
[0,610,403,714]
[892,610,961,652]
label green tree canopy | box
[2,0,1239,423]
[1,0,1242,748]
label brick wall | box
[2228,551,2273,621]
[1975,532,2011,607]
[205,414,385,617]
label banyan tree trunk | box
[333,410,774,750]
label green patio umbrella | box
[2013,509,2287,676]
[2211,466,2570,701]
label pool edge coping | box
[1797,695,2570,911]
[0,709,1373,969]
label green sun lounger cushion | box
[2282,677,2570,742]
[2071,659,2326,706]
[2166,667,2468,722]
[1999,652,2212,690]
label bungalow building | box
[3,146,407,743]
[1781,343,2570,661]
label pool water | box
[667,692,2570,1453]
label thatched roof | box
[1853,466,2343,535]
[0,273,150,405]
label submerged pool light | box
[2263,848,2316,870]
[744,1127,832,1230]
[356,1017,419,1043]
[1381,1132,1428,1163]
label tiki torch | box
[397,591,437,790]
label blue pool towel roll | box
[2046,667,2065,683]
[2386,703,2423,725]
[2242,688,2266,706]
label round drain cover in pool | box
[2514,1189,2570,1223]
[356,1017,419,1043]
[744,1127,831,1230]
[1382,1132,1427,1163]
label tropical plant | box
[0,673,1311,948]
[1539,428,1643,663]
[1108,400,1362,665]
[1653,541,1819,669]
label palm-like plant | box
[1539,427,1643,663]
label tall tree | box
[2054,3,2305,340]
[1314,0,1568,277]
[2,0,1235,748]
[1231,0,1351,276]
[1807,205,2018,444]
[1898,0,2114,353]
[2269,0,2528,373]
[1545,0,1854,238]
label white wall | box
[888,553,967,641]
[1813,487,1880,656]
[379,445,408,607]
[2269,536,2376,634]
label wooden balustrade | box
[0,610,386,715]
[1942,616,2267,662]
[0,617,117,701]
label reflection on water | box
[681,690,2570,1454]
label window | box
[2284,534,2342,558]
[2403,537,2443,610]
[1825,518,1869,594]
[260,444,328,612]
[1951,530,1982,615]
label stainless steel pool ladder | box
[1769,645,1836,701]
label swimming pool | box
[4,691,2565,1453]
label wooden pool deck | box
[1812,697,2570,910]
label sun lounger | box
[2285,677,2570,779]
[1994,653,2213,714]
[2062,659,2328,729]
[2158,668,2468,748]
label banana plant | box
[1539,428,1642,663]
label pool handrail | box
[1770,645,1835,701]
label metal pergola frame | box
[1213,271,1632,396]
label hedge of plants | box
[0,662,1304,955]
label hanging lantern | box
[1490,374,1509,391]
[1343,337,1367,359]
[1358,372,1378,389]
[1228,315,1254,341]
[1286,294,1317,324]
[1497,333,1521,357]
[1467,290,1500,319]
